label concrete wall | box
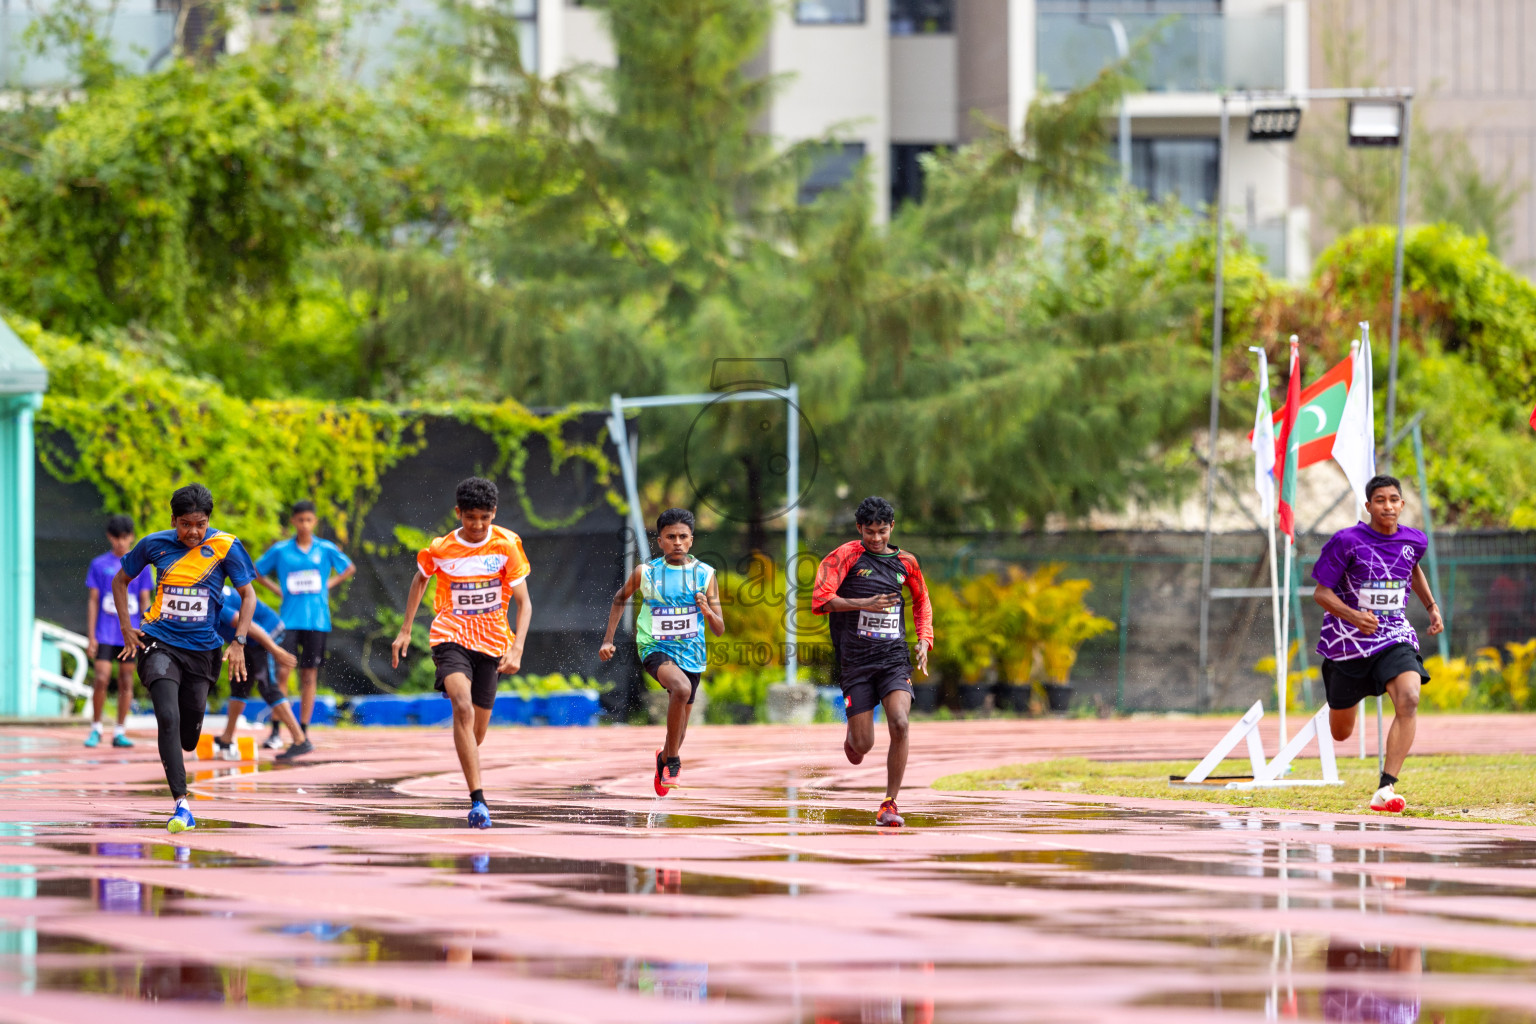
[1304,0,1536,274]
[956,0,1009,141]
[765,0,891,222]
[559,2,614,71]
[890,35,958,143]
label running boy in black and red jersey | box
[812,496,933,828]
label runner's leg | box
[219,700,244,746]
[115,662,134,726]
[91,658,111,727]
[443,674,482,794]
[1382,671,1420,779]
[654,661,692,759]
[146,677,188,800]
[299,666,319,733]
[178,676,210,755]
[473,706,491,746]
[1328,706,1358,743]
[881,688,912,801]
[846,708,876,761]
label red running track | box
[2,715,1536,1023]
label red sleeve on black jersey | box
[899,551,934,644]
[812,541,864,616]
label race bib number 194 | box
[161,586,209,622]
[1359,580,1409,614]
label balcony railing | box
[1037,10,1285,94]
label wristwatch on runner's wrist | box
[233,634,248,646]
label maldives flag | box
[1252,353,1354,468]
[1530,400,1535,431]
[1276,340,1302,540]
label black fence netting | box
[34,412,645,715]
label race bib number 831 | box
[652,606,700,641]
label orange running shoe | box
[876,799,904,827]
[653,750,681,796]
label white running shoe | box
[1370,785,1406,813]
[215,740,241,761]
[262,734,285,751]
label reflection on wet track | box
[2,719,1536,1022]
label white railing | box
[33,620,91,707]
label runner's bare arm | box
[500,581,532,675]
[246,621,298,669]
[1411,564,1444,635]
[390,571,432,668]
[223,583,257,682]
[1312,583,1378,635]
[599,567,643,661]
[110,570,141,657]
[86,588,100,660]
[255,575,283,598]
[901,553,934,674]
[328,563,357,589]
[697,575,725,637]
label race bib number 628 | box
[450,580,502,615]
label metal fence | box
[912,529,1536,714]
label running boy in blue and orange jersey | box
[114,483,259,833]
[599,508,724,796]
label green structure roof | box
[0,317,45,395]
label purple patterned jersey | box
[1311,523,1427,662]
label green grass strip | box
[934,754,1536,826]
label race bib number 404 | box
[161,586,210,622]
[652,606,701,641]
[857,605,904,640]
[450,580,503,615]
[285,569,324,595]
[1359,579,1410,614]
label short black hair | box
[105,515,134,538]
[656,508,695,534]
[290,500,317,518]
[455,476,498,513]
[855,496,896,526]
[1365,474,1403,501]
[170,483,214,519]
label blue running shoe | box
[467,801,492,829]
[84,729,101,748]
[112,733,134,748]
[166,806,196,833]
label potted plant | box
[1027,567,1114,715]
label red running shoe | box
[876,799,904,827]
[1370,785,1406,813]
[653,750,681,796]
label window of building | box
[795,0,864,26]
[1130,137,1218,210]
[891,144,938,209]
[890,0,952,35]
[799,143,866,204]
[1037,1,1219,13]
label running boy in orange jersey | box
[390,477,533,829]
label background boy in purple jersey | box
[83,516,153,748]
[1311,474,1443,814]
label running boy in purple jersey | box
[84,516,153,748]
[1312,475,1443,814]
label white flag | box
[1251,348,1276,516]
[1333,329,1376,512]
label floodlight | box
[1347,101,1403,147]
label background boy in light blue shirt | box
[254,500,355,748]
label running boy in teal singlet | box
[600,509,724,796]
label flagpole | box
[1279,533,1291,747]
[1252,346,1287,748]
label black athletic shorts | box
[1321,642,1431,710]
[94,643,123,665]
[839,663,914,718]
[432,642,501,710]
[642,652,702,705]
[229,649,283,706]
[136,639,222,691]
[283,629,328,669]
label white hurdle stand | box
[1172,700,1342,790]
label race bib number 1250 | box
[161,586,209,622]
[450,580,502,615]
[857,605,903,640]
